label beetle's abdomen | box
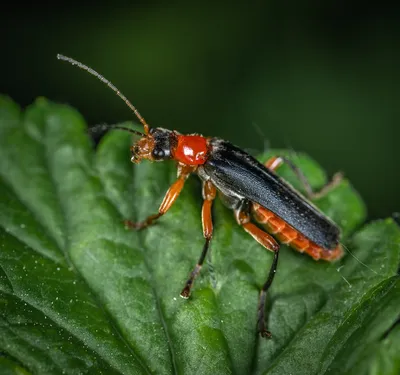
[203,138,341,250]
[253,203,343,261]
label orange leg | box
[235,201,280,338]
[265,156,343,200]
[125,165,193,230]
[181,180,217,298]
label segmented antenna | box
[57,54,150,134]
[89,124,145,137]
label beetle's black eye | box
[152,148,165,159]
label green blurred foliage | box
[2,1,399,219]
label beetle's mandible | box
[57,54,344,338]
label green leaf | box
[0,95,399,375]
[0,356,32,375]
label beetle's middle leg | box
[235,200,280,338]
[180,180,217,298]
[265,156,343,200]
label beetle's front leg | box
[235,200,280,338]
[265,156,343,200]
[125,165,193,230]
[180,180,217,298]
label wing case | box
[202,139,340,250]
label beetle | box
[57,54,344,338]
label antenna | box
[89,124,145,137]
[57,54,150,134]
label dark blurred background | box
[2,1,399,220]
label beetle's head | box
[131,127,178,163]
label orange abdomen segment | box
[252,204,343,261]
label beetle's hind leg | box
[180,180,217,298]
[235,200,280,338]
[265,156,343,200]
